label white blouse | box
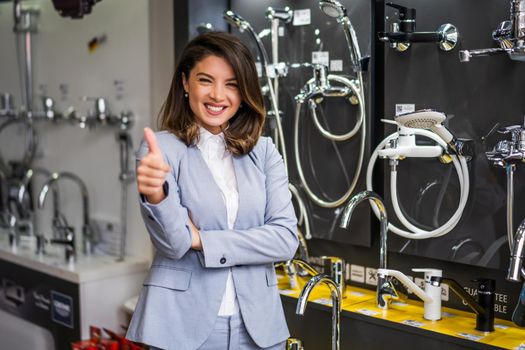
[196,127,240,316]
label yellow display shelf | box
[276,271,525,349]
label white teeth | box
[205,104,225,112]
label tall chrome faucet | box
[38,172,94,256]
[508,218,525,282]
[340,191,393,308]
[296,274,341,350]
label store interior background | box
[0,0,525,340]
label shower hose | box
[367,129,470,239]
[294,73,366,208]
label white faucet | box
[377,268,442,321]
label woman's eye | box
[227,82,238,88]
[198,78,212,83]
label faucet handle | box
[412,268,443,282]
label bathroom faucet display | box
[377,268,441,320]
[433,277,495,332]
[379,2,458,52]
[366,110,470,240]
[460,0,525,62]
[296,274,342,350]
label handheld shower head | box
[394,109,472,157]
[318,0,347,19]
[395,109,447,130]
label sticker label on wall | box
[350,264,365,283]
[51,290,74,329]
[365,267,378,286]
[395,104,415,116]
[293,9,311,26]
[312,51,329,67]
[441,283,449,301]
[330,59,343,72]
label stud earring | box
[239,103,243,108]
[184,92,188,98]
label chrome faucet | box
[38,171,94,255]
[486,123,525,253]
[296,274,341,350]
[460,0,525,62]
[340,191,392,308]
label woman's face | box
[183,55,242,134]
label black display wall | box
[176,0,525,323]
[230,0,374,247]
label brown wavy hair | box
[158,32,265,155]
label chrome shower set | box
[0,1,135,263]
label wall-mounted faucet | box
[486,123,525,254]
[296,274,341,350]
[433,277,495,332]
[38,171,95,256]
[377,268,440,321]
[460,0,525,62]
[340,191,390,308]
[379,2,458,52]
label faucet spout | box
[459,47,510,62]
[296,274,341,350]
[340,191,388,269]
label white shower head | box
[395,109,446,129]
[395,109,455,145]
[318,0,347,19]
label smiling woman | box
[182,55,242,134]
[126,31,298,350]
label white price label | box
[357,308,380,316]
[312,51,329,67]
[255,62,262,78]
[314,298,332,306]
[395,104,415,116]
[402,320,425,328]
[494,324,509,330]
[458,333,484,341]
[293,9,311,26]
[350,264,365,283]
[279,289,296,296]
[330,59,343,72]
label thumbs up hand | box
[137,127,171,204]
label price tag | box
[395,104,415,116]
[312,51,329,67]
[293,9,311,26]
[402,320,425,328]
[458,333,484,341]
[494,324,509,330]
[279,289,296,296]
[391,301,408,307]
[314,298,332,306]
[330,59,343,72]
[357,308,380,316]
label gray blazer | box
[126,131,299,350]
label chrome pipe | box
[507,163,516,252]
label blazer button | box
[220,257,226,264]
